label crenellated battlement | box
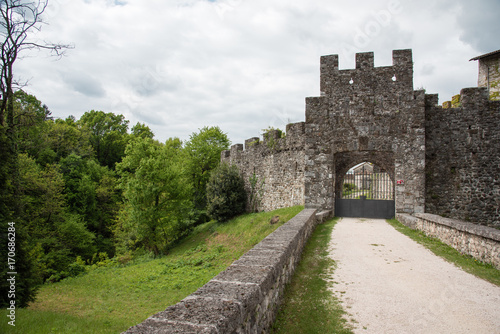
[221,121,306,164]
[426,87,497,111]
[319,49,413,98]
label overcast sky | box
[16,0,500,145]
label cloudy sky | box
[15,0,500,144]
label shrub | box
[67,256,87,277]
[206,163,247,222]
[343,183,356,192]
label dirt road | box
[328,218,500,334]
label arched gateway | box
[304,49,425,217]
[335,159,395,219]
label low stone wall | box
[397,213,500,269]
[124,208,319,334]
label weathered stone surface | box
[473,50,500,100]
[125,320,218,334]
[425,88,500,227]
[397,213,500,269]
[221,122,306,212]
[305,49,426,215]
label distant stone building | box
[351,162,373,175]
[470,49,500,100]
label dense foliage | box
[206,163,247,222]
[0,90,232,307]
[115,137,194,256]
[184,126,231,212]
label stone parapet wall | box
[221,122,306,212]
[124,209,319,334]
[397,213,500,269]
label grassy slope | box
[272,218,353,334]
[1,206,303,334]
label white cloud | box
[14,0,498,145]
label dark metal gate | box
[335,164,395,219]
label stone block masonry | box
[305,49,426,215]
[124,209,319,333]
[474,50,500,100]
[221,122,306,212]
[425,89,500,227]
[397,213,500,269]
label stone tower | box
[304,49,426,215]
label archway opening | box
[334,155,395,219]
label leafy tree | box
[206,163,246,222]
[59,154,118,256]
[0,219,41,308]
[0,0,71,217]
[43,119,92,162]
[16,154,96,281]
[13,90,52,155]
[12,92,92,165]
[184,126,231,211]
[0,1,70,306]
[78,110,130,169]
[131,122,154,139]
[116,137,193,255]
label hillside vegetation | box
[1,90,247,308]
[1,206,303,334]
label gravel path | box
[328,218,500,334]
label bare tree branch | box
[0,0,73,126]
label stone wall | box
[304,49,426,215]
[397,213,500,269]
[425,89,500,227]
[124,209,319,334]
[221,122,306,212]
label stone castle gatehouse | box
[222,49,500,227]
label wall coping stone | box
[414,213,500,242]
[395,213,418,229]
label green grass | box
[271,218,353,334]
[387,219,500,287]
[0,206,303,334]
